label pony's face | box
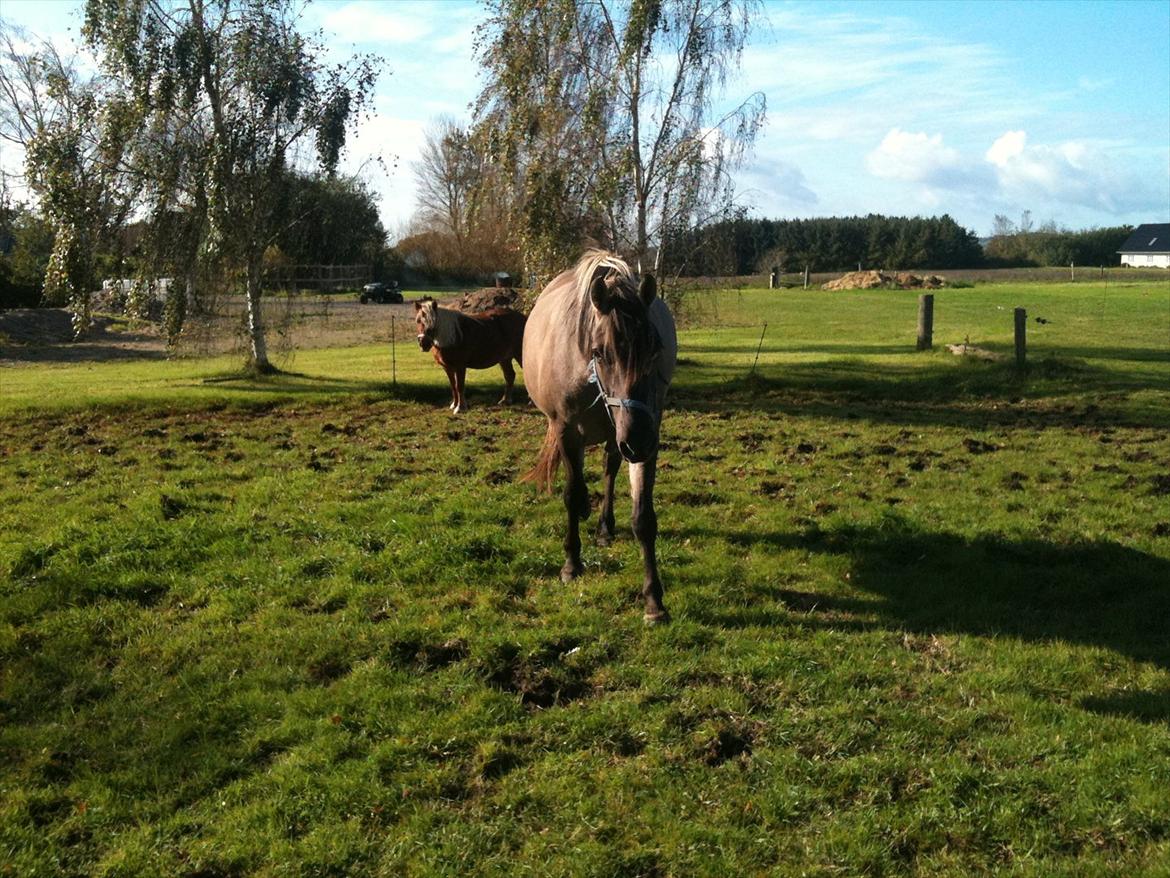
[588,273,662,463]
[414,298,438,351]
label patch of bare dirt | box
[0,309,166,363]
[822,270,947,291]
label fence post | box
[916,293,934,351]
[803,266,810,289]
[391,315,397,388]
[1014,307,1026,369]
[769,266,778,289]
[1070,261,1075,282]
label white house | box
[1118,223,1170,268]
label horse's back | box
[522,270,579,414]
[457,307,526,368]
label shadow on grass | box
[0,343,170,363]
[670,520,1170,722]
[194,371,522,402]
[669,351,1170,430]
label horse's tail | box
[521,420,559,492]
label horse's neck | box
[433,307,464,348]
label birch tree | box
[80,0,378,371]
[474,0,765,276]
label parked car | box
[360,281,403,304]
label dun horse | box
[414,297,526,413]
[523,251,678,622]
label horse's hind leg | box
[630,458,668,623]
[559,429,589,582]
[595,440,621,546]
[498,359,516,405]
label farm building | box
[1118,223,1170,267]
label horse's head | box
[587,270,663,464]
[414,298,438,351]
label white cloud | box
[867,129,961,183]
[317,3,432,45]
[986,131,1026,168]
[861,126,1160,220]
[740,155,818,208]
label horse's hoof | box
[595,529,613,547]
[560,562,584,583]
[643,608,671,625]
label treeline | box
[984,226,1132,267]
[664,214,984,276]
[0,171,395,310]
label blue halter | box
[587,356,659,424]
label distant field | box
[2,281,1168,875]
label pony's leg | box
[559,429,589,582]
[629,457,668,623]
[443,364,458,411]
[595,440,621,547]
[453,367,469,413]
[498,359,516,405]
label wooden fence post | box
[1014,307,1026,369]
[916,293,934,351]
[769,266,778,289]
[391,315,397,388]
[803,266,810,289]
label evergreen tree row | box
[663,214,984,275]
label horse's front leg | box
[595,439,621,546]
[441,362,458,411]
[630,457,668,623]
[453,367,469,414]
[559,429,589,582]
[498,359,516,405]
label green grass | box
[2,281,1169,876]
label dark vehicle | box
[360,281,403,304]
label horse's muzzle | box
[618,440,650,464]
[417,334,433,352]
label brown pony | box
[414,297,526,413]
[522,251,678,622]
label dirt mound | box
[822,270,946,291]
[0,308,77,344]
[454,287,523,313]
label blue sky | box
[3,0,1168,239]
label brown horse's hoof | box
[560,561,584,583]
[643,608,671,625]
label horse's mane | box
[418,298,467,348]
[570,250,655,375]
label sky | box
[2,0,1168,240]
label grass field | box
[2,280,1169,876]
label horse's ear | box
[639,274,657,305]
[590,277,613,314]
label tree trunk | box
[245,254,271,373]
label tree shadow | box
[668,521,1170,723]
[667,353,1170,430]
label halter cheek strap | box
[587,357,659,422]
